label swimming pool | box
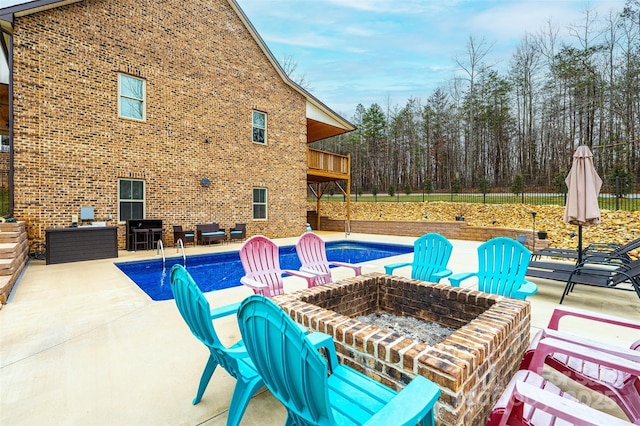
[116,240,413,301]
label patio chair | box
[239,235,318,296]
[487,370,633,426]
[236,294,441,426]
[448,237,538,300]
[173,225,195,247]
[228,223,246,242]
[384,233,453,283]
[295,232,361,285]
[196,223,227,245]
[520,306,640,423]
[559,258,640,303]
[168,265,263,426]
[531,237,640,263]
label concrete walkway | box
[1,232,638,425]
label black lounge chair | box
[531,237,640,263]
[559,258,640,303]
[527,257,640,303]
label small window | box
[252,111,266,144]
[119,179,145,221]
[118,74,146,121]
[252,187,267,220]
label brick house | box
[0,0,354,249]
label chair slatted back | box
[239,235,285,296]
[296,233,332,284]
[237,295,333,424]
[412,233,453,281]
[169,265,241,379]
[477,237,531,298]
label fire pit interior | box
[274,272,530,426]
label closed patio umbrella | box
[563,145,602,264]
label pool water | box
[116,240,412,301]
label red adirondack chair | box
[487,370,632,425]
[520,306,640,423]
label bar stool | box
[149,228,163,249]
[133,228,149,251]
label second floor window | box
[118,74,146,121]
[252,111,266,144]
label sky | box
[234,0,628,118]
[1,0,630,118]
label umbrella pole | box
[577,225,583,264]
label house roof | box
[0,0,355,143]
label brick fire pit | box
[273,273,530,426]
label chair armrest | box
[538,328,640,362]
[548,306,640,331]
[448,272,476,287]
[306,332,340,370]
[283,269,318,287]
[240,276,268,291]
[432,269,453,281]
[384,262,412,275]
[528,337,640,377]
[511,280,538,300]
[364,375,440,426]
[209,302,241,320]
[509,380,632,426]
[328,261,362,275]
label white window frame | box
[252,187,267,220]
[118,73,146,121]
[252,110,267,144]
[118,179,145,222]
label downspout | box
[1,26,13,217]
[7,29,13,218]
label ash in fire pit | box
[357,312,455,346]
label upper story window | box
[252,187,267,220]
[252,111,267,144]
[119,179,145,221]
[118,74,146,121]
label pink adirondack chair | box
[239,235,317,297]
[520,307,640,423]
[487,370,633,426]
[295,233,362,285]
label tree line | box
[312,1,639,196]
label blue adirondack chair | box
[169,265,264,426]
[384,233,453,283]
[236,294,441,426]
[448,237,538,300]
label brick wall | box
[309,212,550,251]
[275,273,531,426]
[11,0,308,248]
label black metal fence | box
[341,177,640,211]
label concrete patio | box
[1,232,638,425]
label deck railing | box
[307,148,349,176]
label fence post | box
[615,176,620,211]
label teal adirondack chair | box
[169,265,263,426]
[384,233,453,283]
[236,294,441,426]
[448,237,538,300]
